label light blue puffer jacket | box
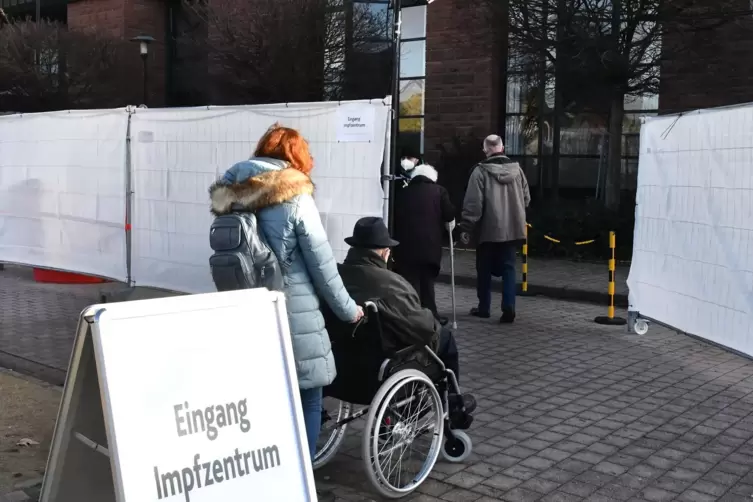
[209,157,358,389]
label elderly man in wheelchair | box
[315,217,476,498]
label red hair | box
[253,124,314,175]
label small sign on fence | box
[40,289,316,502]
[335,103,375,143]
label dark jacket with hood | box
[460,154,531,244]
[393,164,455,270]
[327,247,440,362]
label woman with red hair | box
[210,124,363,464]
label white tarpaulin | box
[0,110,129,281]
[628,104,753,356]
[129,101,390,293]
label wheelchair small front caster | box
[442,430,472,463]
[634,319,649,336]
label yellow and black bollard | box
[522,225,529,293]
[595,231,627,325]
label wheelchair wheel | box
[362,369,444,499]
[442,430,473,463]
[314,398,352,470]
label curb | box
[437,273,629,308]
[1,478,43,502]
[0,351,65,387]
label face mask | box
[401,158,416,171]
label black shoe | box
[461,394,478,414]
[500,308,516,324]
[438,316,449,326]
[448,394,476,430]
[449,393,477,414]
[470,307,490,319]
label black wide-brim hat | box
[344,216,399,249]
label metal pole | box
[448,226,457,330]
[594,231,626,326]
[382,111,392,223]
[125,111,133,286]
[522,224,528,293]
[608,231,616,319]
[536,0,548,201]
[141,54,148,106]
[387,0,402,232]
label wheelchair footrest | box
[449,411,474,431]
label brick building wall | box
[659,1,753,113]
[424,0,500,163]
[67,0,167,106]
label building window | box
[504,14,660,194]
[324,0,392,101]
[323,0,426,157]
[397,4,426,157]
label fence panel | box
[628,104,753,355]
[0,110,129,281]
[128,101,390,293]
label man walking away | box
[393,163,455,325]
[459,135,530,323]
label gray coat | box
[460,155,531,244]
[209,158,358,389]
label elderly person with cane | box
[393,161,456,325]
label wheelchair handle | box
[352,301,382,338]
[363,301,378,313]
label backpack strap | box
[229,202,252,214]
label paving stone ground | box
[317,289,753,502]
[0,266,122,383]
[4,266,753,502]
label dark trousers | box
[437,326,460,383]
[476,241,518,315]
[395,263,439,320]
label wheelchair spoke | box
[371,377,443,492]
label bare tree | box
[486,0,751,210]
[0,20,133,113]
[182,0,390,105]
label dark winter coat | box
[331,247,440,361]
[393,164,455,271]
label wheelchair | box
[313,301,474,499]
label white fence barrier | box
[0,100,390,293]
[628,104,753,356]
[0,110,130,282]
[129,101,390,293]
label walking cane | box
[447,221,458,330]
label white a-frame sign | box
[40,289,317,502]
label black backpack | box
[209,209,284,292]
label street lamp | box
[131,35,155,106]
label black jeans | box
[437,326,460,383]
[396,263,440,320]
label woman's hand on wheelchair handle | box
[351,305,365,323]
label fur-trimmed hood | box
[409,163,438,183]
[209,166,314,216]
